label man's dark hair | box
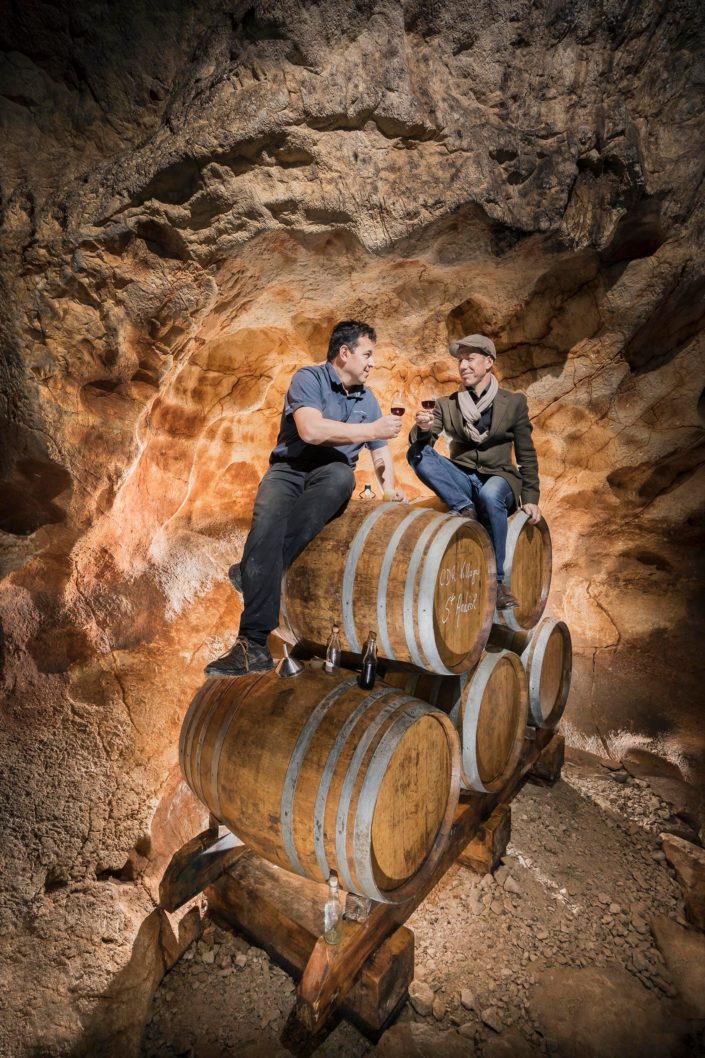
[327,320,377,361]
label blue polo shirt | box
[270,361,387,468]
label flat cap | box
[449,334,497,360]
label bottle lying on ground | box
[358,630,378,690]
[324,624,342,672]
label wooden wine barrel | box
[382,669,465,715]
[489,617,572,729]
[281,501,497,675]
[179,667,461,904]
[383,649,528,793]
[494,510,552,632]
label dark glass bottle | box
[358,631,378,690]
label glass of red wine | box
[390,391,406,417]
[420,388,436,424]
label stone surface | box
[142,777,703,1057]
[529,965,681,1058]
[408,980,435,1017]
[1,2,705,1056]
[375,1022,468,1058]
[652,915,705,1018]
[661,833,705,930]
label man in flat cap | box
[408,334,541,610]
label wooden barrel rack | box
[162,495,572,1048]
[163,703,564,1043]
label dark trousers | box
[239,460,355,644]
[407,443,516,580]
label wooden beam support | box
[457,803,511,874]
[159,827,246,913]
[206,853,413,1037]
[344,926,414,1036]
[528,730,565,786]
[204,723,555,1036]
[295,723,555,1032]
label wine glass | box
[390,391,406,417]
[420,387,437,412]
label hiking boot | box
[496,583,519,610]
[228,563,243,595]
[204,636,273,677]
[456,505,478,521]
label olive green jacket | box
[409,387,540,505]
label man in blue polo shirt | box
[205,320,404,677]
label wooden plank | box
[344,926,414,1035]
[457,803,511,874]
[207,855,319,978]
[295,723,555,1032]
[206,853,413,1036]
[528,730,565,786]
[159,828,246,913]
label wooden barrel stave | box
[282,501,497,675]
[180,668,461,903]
[494,510,552,632]
[488,617,572,728]
[383,651,528,794]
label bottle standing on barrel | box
[358,630,378,690]
[324,624,342,673]
[358,483,376,500]
[324,872,344,944]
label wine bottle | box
[324,624,342,672]
[323,873,343,944]
[358,483,376,500]
[358,631,378,690]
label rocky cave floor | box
[141,753,705,1058]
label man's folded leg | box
[475,475,518,609]
[407,442,476,514]
[281,461,355,568]
[205,464,304,676]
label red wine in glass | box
[421,398,436,410]
[390,392,405,417]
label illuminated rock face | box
[1,1,704,1054]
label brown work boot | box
[496,583,519,610]
[456,505,478,520]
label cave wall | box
[1,1,704,1054]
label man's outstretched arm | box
[293,406,401,446]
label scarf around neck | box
[457,374,499,444]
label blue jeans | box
[407,443,515,580]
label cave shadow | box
[66,907,167,1058]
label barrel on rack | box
[494,510,552,632]
[179,667,461,904]
[489,617,572,729]
[281,501,497,675]
[383,649,528,793]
